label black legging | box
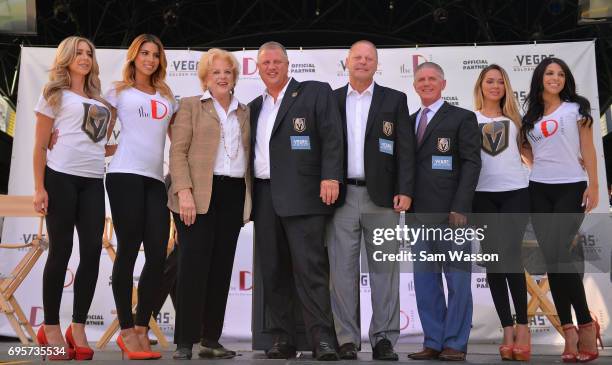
[106,173,170,329]
[42,167,104,325]
[528,180,592,326]
[473,188,529,327]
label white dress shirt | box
[415,97,445,134]
[201,91,246,178]
[346,82,374,179]
[254,78,292,179]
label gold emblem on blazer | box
[480,120,509,156]
[293,117,306,132]
[383,121,393,137]
[437,137,450,153]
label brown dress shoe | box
[407,347,441,360]
[438,348,466,361]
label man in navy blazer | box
[249,41,343,361]
[407,62,481,362]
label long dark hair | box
[520,57,593,144]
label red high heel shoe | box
[65,325,94,360]
[116,333,152,360]
[498,344,513,361]
[36,325,74,361]
[576,321,603,363]
[512,325,531,361]
[561,324,579,363]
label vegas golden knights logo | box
[480,120,509,156]
[293,117,306,132]
[81,103,110,143]
[383,121,393,137]
[437,138,450,153]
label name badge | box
[290,136,311,150]
[379,138,394,155]
[432,155,452,170]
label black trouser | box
[106,173,170,329]
[473,188,529,328]
[42,167,105,325]
[253,179,335,347]
[528,180,592,326]
[173,176,245,345]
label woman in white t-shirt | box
[472,64,531,361]
[104,34,176,360]
[33,36,112,361]
[521,57,601,362]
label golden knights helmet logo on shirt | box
[81,103,111,143]
[480,120,509,156]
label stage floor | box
[1,339,611,364]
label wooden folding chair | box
[523,239,563,336]
[0,195,48,344]
[95,217,173,349]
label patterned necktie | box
[417,107,430,146]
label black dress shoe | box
[172,345,193,360]
[199,339,236,359]
[314,341,339,361]
[373,339,398,361]
[338,343,358,360]
[266,340,296,359]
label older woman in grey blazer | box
[168,48,251,360]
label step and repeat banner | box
[2,41,611,345]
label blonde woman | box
[168,48,250,360]
[33,36,112,361]
[104,34,176,360]
[472,64,531,361]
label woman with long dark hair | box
[472,64,531,361]
[104,34,176,360]
[33,36,112,361]
[521,57,602,363]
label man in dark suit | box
[249,41,343,361]
[327,40,414,361]
[406,62,481,362]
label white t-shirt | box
[104,86,177,182]
[527,102,587,184]
[475,112,529,192]
[35,90,111,178]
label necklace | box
[219,117,241,160]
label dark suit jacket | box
[410,101,481,214]
[334,83,415,208]
[249,78,344,217]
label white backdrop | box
[2,41,611,345]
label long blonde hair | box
[114,34,174,101]
[473,64,522,133]
[42,36,103,112]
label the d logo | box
[540,119,558,137]
[151,100,168,120]
[242,57,258,75]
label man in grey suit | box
[407,62,481,362]
[327,40,415,361]
[249,41,343,361]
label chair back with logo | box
[0,195,47,344]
